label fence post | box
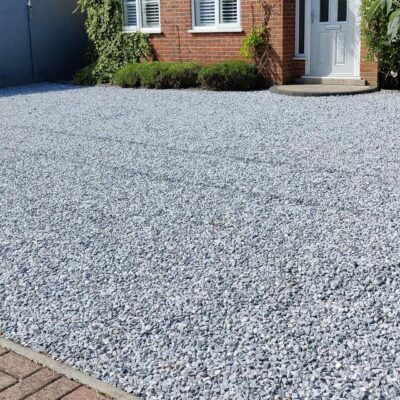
[26,0,36,80]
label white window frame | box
[122,0,161,34]
[294,0,311,62]
[189,0,242,33]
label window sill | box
[123,27,162,34]
[293,55,307,60]
[188,27,243,33]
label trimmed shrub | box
[156,62,202,89]
[198,61,260,91]
[114,63,144,88]
[139,63,162,88]
[113,62,201,89]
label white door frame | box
[296,0,361,77]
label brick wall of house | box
[150,0,263,63]
[360,44,378,85]
[149,0,378,85]
[150,0,298,84]
[293,59,305,78]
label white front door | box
[310,0,357,76]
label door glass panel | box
[298,0,305,53]
[320,0,329,22]
[337,0,347,21]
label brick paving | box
[0,349,111,400]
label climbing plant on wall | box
[74,0,153,84]
[240,0,280,84]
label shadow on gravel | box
[0,82,84,98]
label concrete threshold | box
[270,84,379,97]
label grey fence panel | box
[30,0,87,82]
[0,0,86,88]
[0,1,34,88]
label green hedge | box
[114,61,261,91]
[198,61,260,91]
[114,62,201,89]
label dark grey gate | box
[0,0,86,88]
[0,1,34,87]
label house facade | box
[122,0,378,85]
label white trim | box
[303,74,361,77]
[123,26,139,32]
[122,0,161,33]
[354,0,361,78]
[141,28,162,34]
[188,27,243,33]
[191,0,241,32]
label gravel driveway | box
[1,84,400,399]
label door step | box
[295,77,367,86]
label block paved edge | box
[0,336,139,400]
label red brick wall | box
[293,59,305,78]
[149,0,377,85]
[150,0,264,63]
[360,43,378,85]
[150,0,298,83]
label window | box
[320,0,329,22]
[192,0,241,32]
[123,0,160,33]
[337,0,347,22]
[297,0,305,54]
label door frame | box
[295,0,361,77]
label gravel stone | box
[1,84,400,399]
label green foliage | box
[156,62,202,89]
[113,62,202,89]
[197,61,260,91]
[113,63,143,87]
[361,0,400,81]
[136,63,161,88]
[365,0,400,40]
[240,27,267,59]
[73,63,97,85]
[73,0,153,84]
[114,61,261,91]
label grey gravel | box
[1,83,400,399]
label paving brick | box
[26,377,81,400]
[62,386,111,400]
[0,368,60,400]
[0,349,8,357]
[0,370,17,391]
[0,352,41,379]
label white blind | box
[220,0,238,23]
[195,0,216,26]
[141,0,160,28]
[124,0,137,27]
